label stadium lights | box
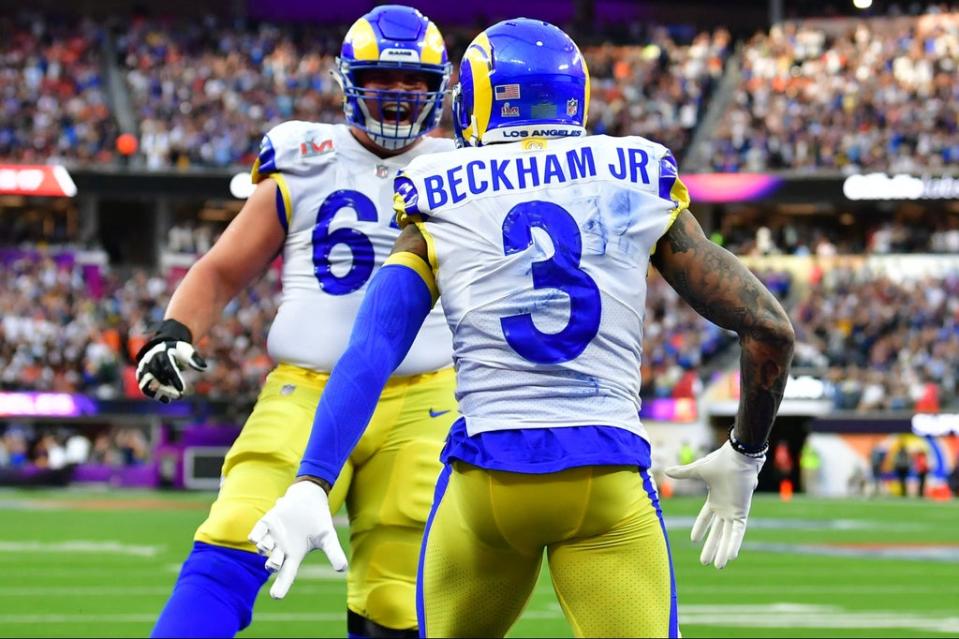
[852,0,873,8]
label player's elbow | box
[748,307,796,358]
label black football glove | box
[135,319,208,403]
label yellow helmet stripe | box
[462,32,493,143]
[345,18,379,61]
[421,21,446,65]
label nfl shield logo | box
[567,98,579,117]
[375,164,390,178]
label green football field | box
[0,489,956,638]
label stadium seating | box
[791,265,959,411]
[0,14,118,163]
[708,13,959,172]
[4,10,957,172]
[0,251,278,403]
[2,12,729,167]
[0,248,726,402]
[583,28,731,156]
[117,17,345,168]
[1,9,957,411]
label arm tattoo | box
[651,211,795,447]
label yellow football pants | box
[194,363,458,631]
[419,462,678,638]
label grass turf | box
[0,489,956,637]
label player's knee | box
[350,532,421,631]
[153,542,270,637]
[350,560,419,631]
[361,582,419,634]
[195,501,268,549]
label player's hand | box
[665,440,765,569]
[248,480,348,600]
[135,319,207,403]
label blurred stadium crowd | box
[0,423,148,470]
[0,15,117,164]
[1,5,958,416]
[792,265,959,411]
[1,11,726,166]
[0,252,278,403]
[2,246,955,414]
[3,9,957,169]
[0,251,731,404]
[709,12,959,172]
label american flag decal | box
[494,84,521,100]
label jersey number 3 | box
[501,201,601,364]
[312,190,390,295]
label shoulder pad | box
[393,168,424,228]
[657,148,689,212]
[605,135,687,210]
[251,121,338,183]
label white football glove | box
[248,480,347,599]
[665,440,765,570]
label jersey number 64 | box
[311,190,397,295]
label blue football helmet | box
[335,5,451,150]
[453,18,590,147]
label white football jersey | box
[394,134,689,437]
[252,121,454,375]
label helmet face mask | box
[452,18,590,148]
[451,82,475,148]
[336,6,451,151]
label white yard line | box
[743,541,959,562]
[2,605,957,634]
[679,584,959,594]
[519,603,959,634]
[0,541,163,557]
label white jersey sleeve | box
[253,122,454,375]
[395,135,690,439]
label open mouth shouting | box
[381,100,413,124]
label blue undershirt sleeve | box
[297,262,434,485]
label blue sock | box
[151,541,270,638]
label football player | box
[249,18,795,638]
[136,6,458,638]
